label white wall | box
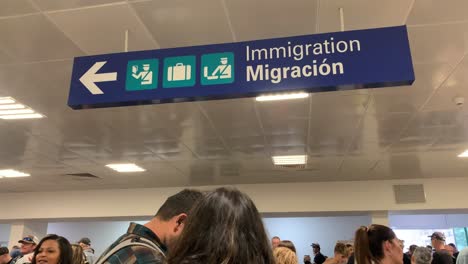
[390,214,468,229]
[2,177,468,220]
[264,216,371,261]
[47,221,147,257]
[0,224,10,246]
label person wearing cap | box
[78,238,95,264]
[310,243,327,264]
[0,247,13,264]
[11,235,39,264]
[429,232,453,264]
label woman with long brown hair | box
[167,187,275,264]
[71,244,86,264]
[354,225,403,264]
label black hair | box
[167,187,275,264]
[31,234,73,264]
[155,189,203,220]
[354,225,397,264]
[0,247,8,255]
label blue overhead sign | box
[68,25,414,109]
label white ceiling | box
[0,0,468,192]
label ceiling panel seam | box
[315,0,320,33]
[27,0,87,55]
[385,54,467,150]
[37,1,128,14]
[336,94,372,175]
[1,58,72,66]
[195,102,232,154]
[305,94,313,157]
[179,141,202,160]
[408,19,468,28]
[253,100,271,157]
[402,0,416,25]
[140,147,190,177]
[126,2,161,49]
[0,44,18,63]
[220,0,237,42]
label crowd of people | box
[0,187,467,264]
[0,236,94,264]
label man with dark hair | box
[448,243,459,259]
[408,245,418,256]
[95,189,203,264]
[311,243,327,264]
[0,247,13,264]
[429,232,453,264]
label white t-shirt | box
[15,253,34,264]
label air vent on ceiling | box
[65,173,100,179]
[393,184,426,204]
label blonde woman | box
[273,247,298,264]
[324,243,351,264]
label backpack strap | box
[95,236,165,264]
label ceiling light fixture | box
[0,113,43,120]
[0,109,35,115]
[0,97,16,104]
[0,97,44,120]
[256,92,309,102]
[272,155,308,165]
[106,163,146,173]
[0,169,31,178]
[0,104,25,110]
[457,150,468,158]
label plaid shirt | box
[97,223,167,264]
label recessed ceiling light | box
[0,104,25,110]
[0,169,31,178]
[256,92,309,102]
[457,150,468,157]
[0,113,44,120]
[0,97,44,120]
[106,163,146,173]
[0,109,35,115]
[0,97,16,104]
[272,155,308,165]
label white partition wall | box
[390,214,468,229]
[0,224,10,247]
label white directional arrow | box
[79,61,117,95]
